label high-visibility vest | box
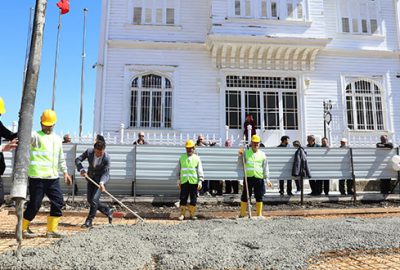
[180,154,200,184]
[244,149,266,179]
[28,131,63,179]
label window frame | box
[225,76,299,131]
[337,0,381,35]
[130,0,179,26]
[344,78,385,131]
[230,0,306,21]
[130,74,173,129]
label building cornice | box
[320,48,400,58]
[108,39,206,50]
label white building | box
[94,0,400,146]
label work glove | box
[265,180,273,189]
[238,147,244,156]
[197,181,202,191]
[176,179,181,190]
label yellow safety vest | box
[180,154,200,184]
[245,149,266,179]
[28,131,63,179]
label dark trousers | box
[210,180,223,195]
[24,178,64,221]
[180,183,198,206]
[200,180,210,193]
[279,180,293,195]
[339,179,353,195]
[309,180,317,194]
[380,178,391,194]
[87,181,110,221]
[0,176,4,206]
[225,180,239,194]
[241,177,264,203]
[322,180,330,195]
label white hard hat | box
[340,138,348,143]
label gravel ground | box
[1,216,400,270]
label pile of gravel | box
[1,217,400,270]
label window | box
[338,0,380,35]
[225,76,298,130]
[130,74,172,128]
[345,79,384,131]
[233,0,304,20]
[132,0,177,25]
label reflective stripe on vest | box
[28,131,62,179]
[180,154,200,184]
[245,149,266,179]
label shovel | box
[84,175,144,223]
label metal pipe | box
[79,8,88,138]
[51,12,62,110]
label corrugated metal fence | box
[2,145,399,197]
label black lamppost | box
[323,100,332,139]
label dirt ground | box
[1,201,400,269]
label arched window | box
[345,79,384,131]
[130,74,172,128]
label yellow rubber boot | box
[178,206,186,221]
[22,218,30,231]
[188,205,197,220]
[256,202,265,218]
[22,218,37,238]
[46,216,65,238]
[239,201,247,218]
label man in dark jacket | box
[292,141,311,192]
[75,139,112,228]
[306,135,320,195]
[278,136,297,196]
[376,135,394,194]
[0,97,18,206]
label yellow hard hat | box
[251,135,261,143]
[0,97,5,114]
[40,109,57,126]
[185,140,195,148]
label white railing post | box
[247,124,252,144]
[119,123,125,143]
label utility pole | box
[11,0,48,256]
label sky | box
[0,0,101,136]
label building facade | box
[94,0,400,146]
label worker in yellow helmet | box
[0,97,18,207]
[176,139,204,221]
[22,109,72,238]
[238,135,272,218]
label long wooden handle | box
[242,154,252,218]
[85,175,144,222]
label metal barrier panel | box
[73,144,135,195]
[302,148,353,180]
[352,148,397,179]
[135,145,181,196]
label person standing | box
[75,138,112,228]
[177,140,204,221]
[320,137,330,195]
[224,139,239,194]
[278,136,295,196]
[62,134,71,143]
[133,132,148,145]
[306,135,321,195]
[338,138,353,196]
[196,134,219,195]
[376,135,394,194]
[22,110,72,238]
[243,114,256,143]
[238,135,272,218]
[0,97,18,207]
